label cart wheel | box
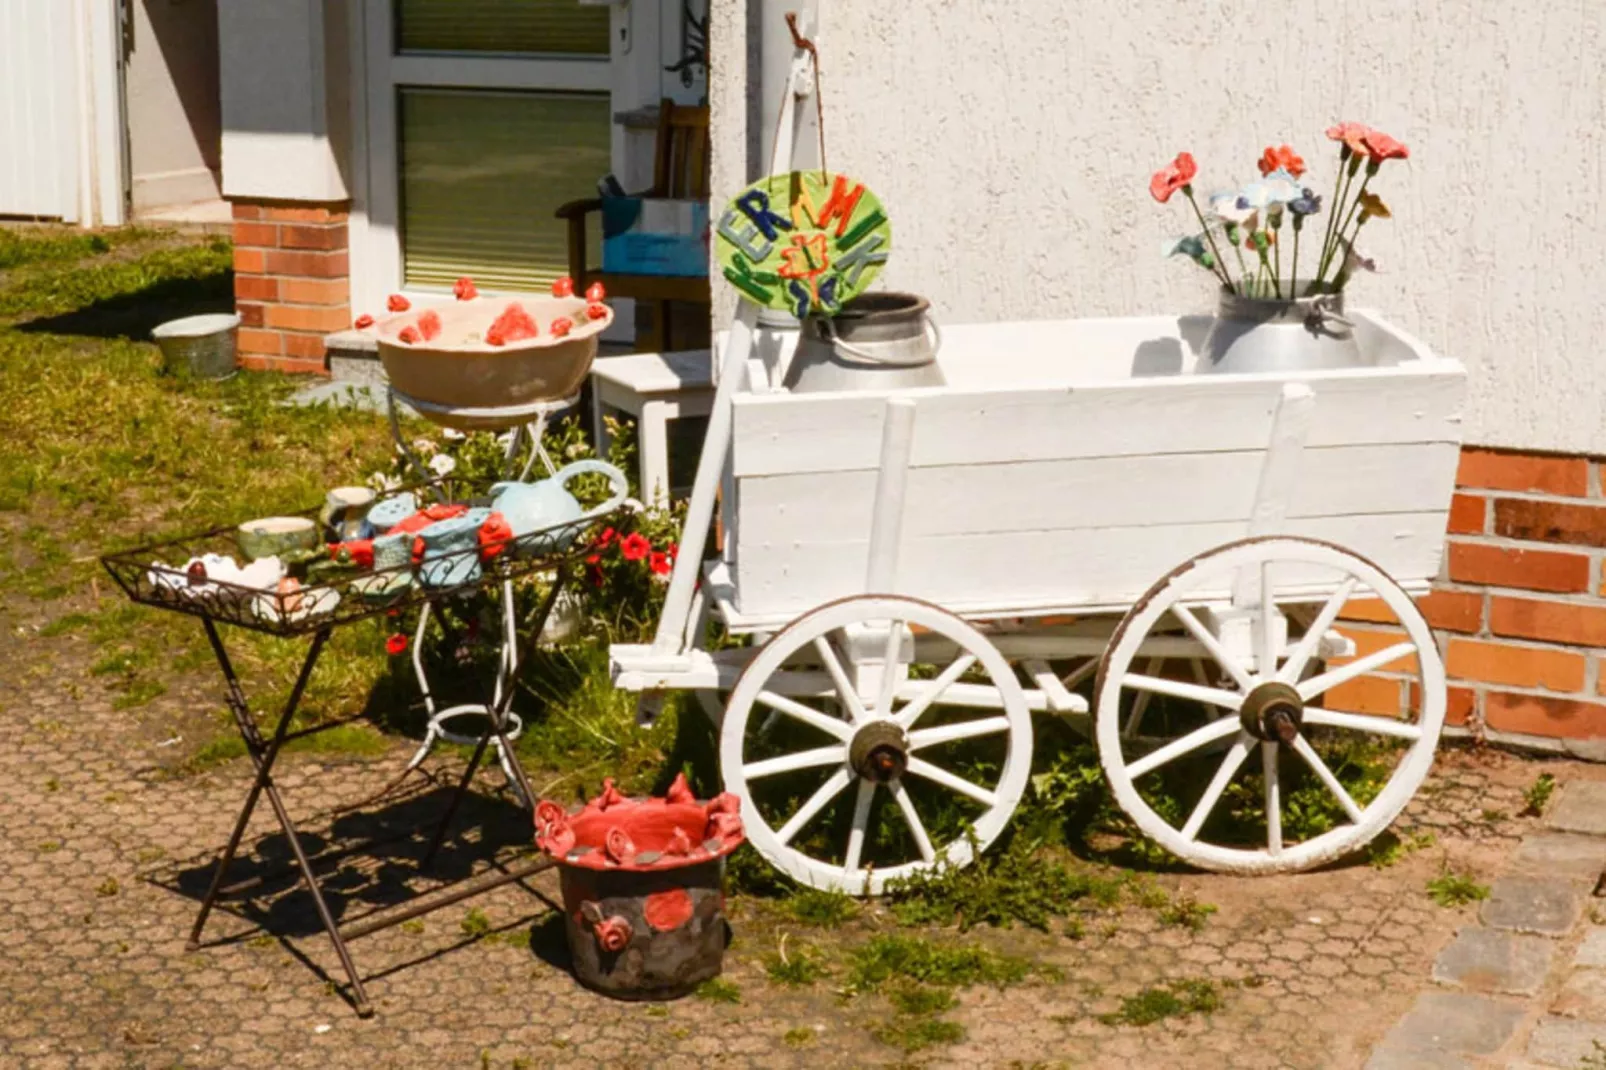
[1095,536,1446,875]
[722,594,1033,895]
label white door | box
[0,0,81,221]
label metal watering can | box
[490,460,629,554]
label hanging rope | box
[764,11,828,179]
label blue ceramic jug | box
[491,460,629,555]
[417,508,491,589]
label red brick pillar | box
[1334,447,1606,745]
[229,199,351,374]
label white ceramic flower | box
[429,453,457,477]
[411,437,438,456]
[441,428,466,442]
[1210,191,1259,227]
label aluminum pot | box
[152,313,240,380]
[784,291,944,392]
[1198,282,1365,375]
[376,295,610,430]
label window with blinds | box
[396,0,609,56]
[398,88,610,292]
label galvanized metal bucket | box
[784,291,945,392]
[1198,283,1365,375]
[152,313,241,380]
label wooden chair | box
[556,99,711,353]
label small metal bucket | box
[784,291,945,392]
[1198,283,1365,374]
[152,313,241,380]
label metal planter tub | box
[536,775,744,1001]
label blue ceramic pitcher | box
[491,460,629,555]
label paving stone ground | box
[0,602,1585,1069]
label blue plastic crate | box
[600,197,710,278]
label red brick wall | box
[1333,447,1606,743]
[230,199,351,374]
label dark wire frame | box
[100,505,623,638]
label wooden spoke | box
[1062,658,1098,691]
[1126,716,1242,779]
[890,779,936,863]
[1296,643,1417,702]
[894,653,978,729]
[1122,657,1163,739]
[776,766,853,845]
[1180,732,1253,841]
[813,634,868,724]
[908,716,1011,750]
[874,619,904,717]
[843,779,875,874]
[1123,672,1244,711]
[1263,741,1282,856]
[1290,734,1365,823]
[1171,604,1254,692]
[1278,577,1359,686]
[755,691,855,741]
[1258,560,1277,679]
[904,757,999,807]
[744,746,847,780]
[1302,708,1423,740]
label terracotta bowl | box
[375,295,612,431]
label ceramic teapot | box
[491,461,629,554]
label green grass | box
[1366,828,1436,869]
[883,837,1127,932]
[872,1017,965,1052]
[782,1027,815,1048]
[778,887,861,927]
[1156,895,1217,931]
[1523,772,1557,817]
[845,934,1034,993]
[1427,869,1490,908]
[1099,978,1222,1027]
[763,944,827,987]
[693,977,741,1004]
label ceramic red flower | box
[387,293,411,312]
[1360,129,1409,162]
[551,276,575,298]
[398,326,420,344]
[354,313,374,329]
[1148,152,1198,203]
[535,800,567,834]
[620,533,650,561]
[486,302,539,346]
[585,281,606,302]
[586,302,608,321]
[385,634,408,656]
[594,916,631,952]
[603,825,636,865]
[666,772,696,805]
[549,317,573,338]
[416,309,442,342]
[453,276,478,300]
[597,778,627,810]
[665,826,693,857]
[1258,144,1305,178]
[1325,121,1373,155]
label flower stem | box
[1319,171,1373,286]
[1272,225,1284,299]
[1183,187,1234,290]
[1331,214,1371,292]
[1291,221,1301,295]
[1316,151,1354,284]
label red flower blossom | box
[1149,152,1198,204]
[594,916,631,952]
[585,281,606,303]
[551,276,575,298]
[387,293,411,312]
[398,326,420,344]
[453,276,478,300]
[417,309,442,342]
[596,527,617,549]
[620,533,650,561]
[1359,129,1409,162]
[385,633,408,656]
[648,550,671,575]
[549,317,573,338]
[585,553,601,565]
[1258,144,1305,178]
[586,302,608,321]
[487,302,539,346]
[1325,121,1373,155]
[354,313,375,329]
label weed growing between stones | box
[1523,772,1557,817]
[872,1017,965,1053]
[845,934,1036,993]
[782,1027,815,1048]
[693,977,741,1003]
[1426,867,1490,907]
[1099,978,1221,1026]
[763,942,828,987]
[1157,895,1217,931]
[1366,828,1436,868]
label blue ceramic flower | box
[1289,188,1324,217]
[1161,234,1208,260]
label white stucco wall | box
[126,0,221,211]
[710,0,1606,457]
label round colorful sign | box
[714,170,891,318]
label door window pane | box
[397,0,609,56]
[399,88,610,292]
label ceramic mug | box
[320,486,375,543]
[371,531,412,572]
[415,508,490,589]
[236,516,319,561]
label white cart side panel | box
[731,510,1448,622]
[735,441,1461,544]
[729,365,1465,478]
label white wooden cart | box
[611,306,1466,894]
[609,36,1465,895]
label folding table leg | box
[186,622,374,1017]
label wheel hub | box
[849,720,909,783]
[1240,680,1304,743]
